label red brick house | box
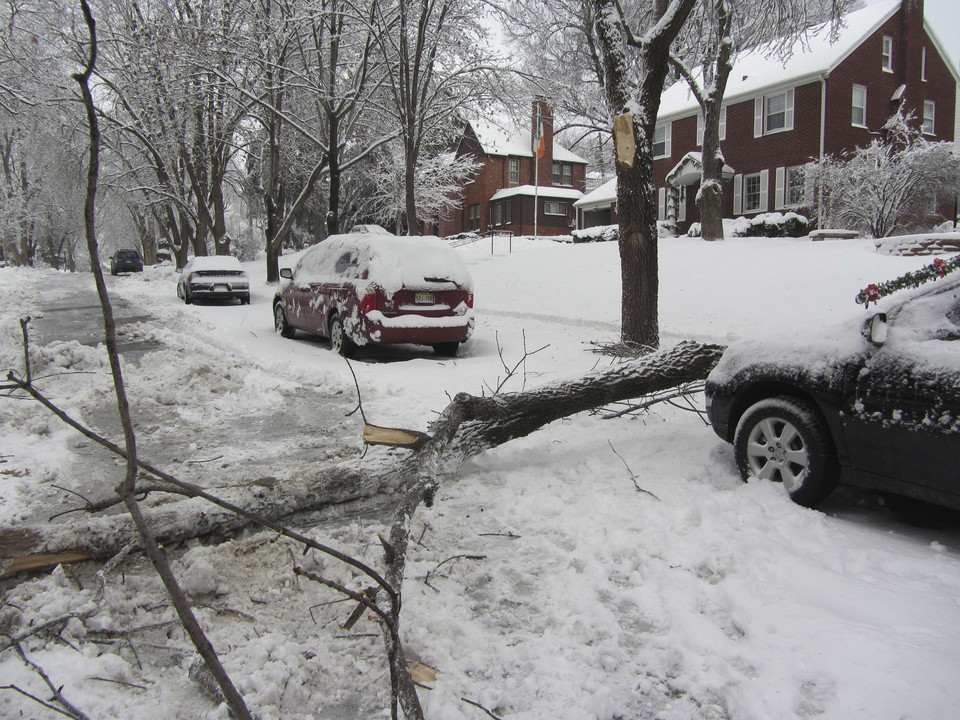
[575,0,959,233]
[441,99,588,237]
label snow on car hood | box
[295,233,473,295]
[185,255,245,272]
[709,274,960,389]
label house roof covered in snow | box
[573,177,617,209]
[468,118,588,164]
[658,0,959,122]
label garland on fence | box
[856,255,960,307]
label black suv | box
[110,249,143,275]
[705,275,960,509]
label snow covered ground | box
[2,234,960,720]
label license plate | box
[414,292,435,304]
[215,284,229,292]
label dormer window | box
[882,36,893,73]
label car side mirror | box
[864,313,888,345]
[279,268,293,279]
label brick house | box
[441,99,588,237]
[575,0,959,233]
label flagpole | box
[533,104,542,241]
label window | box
[508,158,519,186]
[923,101,935,135]
[491,201,512,226]
[652,122,671,158]
[543,201,566,216]
[851,85,867,127]
[552,162,573,186]
[468,204,480,231]
[335,252,359,276]
[882,36,893,72]
[744,173,763,212]
[754,90,794,136]
[765,92,786,132]
[786,166,805,206]
[921,47,927,81]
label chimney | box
[899,0,924,84]
[531,98,554,184]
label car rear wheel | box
[274,303,295,338]
[329,312,357,358]
[432,342,459,357]
[733,396,838,507]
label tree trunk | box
[1,341,723,564]
[698,115,725,241]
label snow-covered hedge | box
[689,212,809,238]
[569,222,676,244]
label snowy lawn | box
[2,235,959,720]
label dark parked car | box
[273,229,474,357]
[177,255,250,305]
[110,249,143,275]
[705,274,960,510]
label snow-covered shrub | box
[687,222,702,237]
[570,222,677,243]
[571,225,618,243]
[729,212,809,237]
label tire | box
[432,342,459,357]
[184,286,193,305]
[733,396,839,508]
[274,303,295,338]
[329,312,357,358]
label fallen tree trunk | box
[1,341,724,567]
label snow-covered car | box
[177,255,250,305]
[705,273,960,510]
[273,231,474,357]
[110,249,143,275]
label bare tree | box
[371,0,500,235]
[592,0,698,349]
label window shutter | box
[775,167,785,210]
[658,187,666,222]
[664,122,672,157]
[719,106,727,141]
[754,98,763,138]
[733,174,743,214]
[696,113,704,146]
[785,89,795,131]
[759,169,769,212]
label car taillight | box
[360,293,377,314]
[188,272,199,282]
[466,293,474,308]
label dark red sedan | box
[273,228,474,357]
